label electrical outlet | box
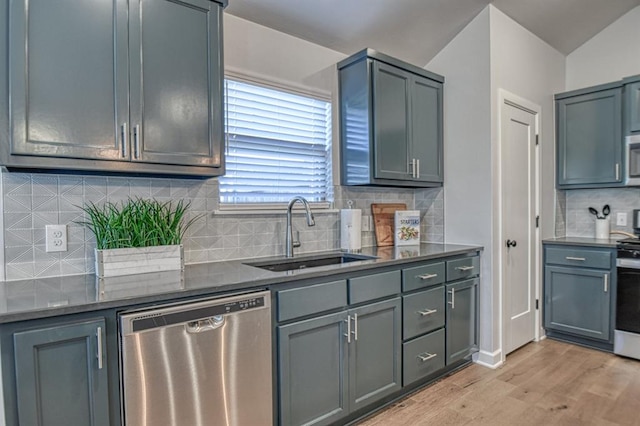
[362,215,372,232]
[617,212,627,227]
[46,224,68,252]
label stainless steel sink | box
[245,253,377,272]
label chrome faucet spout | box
[286,196,315,257]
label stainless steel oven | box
[625,135,640,185]
[615,241,640,359]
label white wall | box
[566,6,640,90]
[488,5,565,360]
[428,5,565,366]
[224,14,346,95]
[427,8,494,363]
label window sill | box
[213,207,339,216]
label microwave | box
[626,135,640,185]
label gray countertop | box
[0,243,482,324]
[542,236,622,248]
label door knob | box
[506,239,517,248]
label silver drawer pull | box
[344,315,351,344]
[565,257,586,261]
[418,308,438,316]
[604,274,609,293]
[418,273,438,280]
[455,266,474,271]
[417,352,437,362]
[96,326,103,370]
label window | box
[220,78,332,206]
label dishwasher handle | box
[186,315,225,333]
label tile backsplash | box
[560,187,640,238]
[0,171,444,281]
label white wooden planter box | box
[95,244,184,278]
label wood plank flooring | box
[358,339,640,425]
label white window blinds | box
[220,78,332,205]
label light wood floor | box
[358,339,640,425]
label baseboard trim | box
[474,349,503,369]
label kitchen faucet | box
[286,196,315,257]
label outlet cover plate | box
[45,224,68,252]
[617,212,627,227]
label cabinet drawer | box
[403,286,445,340]
[277,280,347,322]
[446,256,479,281]
[349,271,401,304]
[402,262,445,292]
[545,246,611,269]
[403,329,445,386]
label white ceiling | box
[225,0,640,66]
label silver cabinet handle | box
[418,308,437,316]
[96,326,104,370]
[121,123,128,158]
[416,158,420,179]
[418,273,438,280]
[565,257,586,261]
[616,163,620,181]
[133,125,140,159]
[455,266,474,271]
[352,313,358,341]
[344,315,351,343]
[604,274,609,293]
[448,288,455,309]
[409,158,417,178]
[417,352,437,362]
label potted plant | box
[79,198,200,278]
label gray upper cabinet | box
[624,76,640,134]
[8,0,129,162]
[4,0,226,176]
[12,319,110,426]
[339,49,444,188]
[556,84,623,188]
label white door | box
[501,100,538,355]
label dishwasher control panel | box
[123,293,268,334]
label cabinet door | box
[411,76,443,183]
[544,266,611,341]
[278,312,349,426]
[556,88,622,187]
[372,62,411,181]
[349,298,401,412]
[129,0,223,168]
[628,82,640,133]
[13,319,109,426]
[445,279,478,364]
[9,0,129,160]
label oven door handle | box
[617,258,640,269]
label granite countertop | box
[542,236,623,248]
[0,242,482,324]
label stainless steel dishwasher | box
[119,291,272,426]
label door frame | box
[496,89,541,363]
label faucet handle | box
[293,230,301,248]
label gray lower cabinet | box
[543,243,616,347]
[445,278,478,364]
[555,85,623,188]
[278,311,349,426]
[5,0,225,176]
[12,319,109,426]
[544,266,611,341]
[339,48,444,188]
[277,298,401,426]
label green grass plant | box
[78,198,200,250]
